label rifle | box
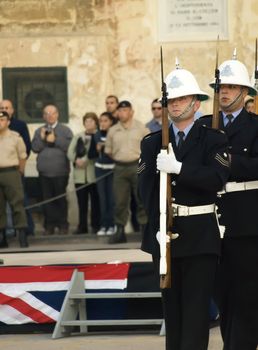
[254,38,258,114]
[159,47,172,289]
[212,36,220,129]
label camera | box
[45,125,52,136]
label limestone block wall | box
[0,0,256,124]
[0,0,256,228]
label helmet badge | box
[221,64,234,77]
[168,76,183,89]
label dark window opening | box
[2,67,69,123]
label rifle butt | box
[160,241,171,289]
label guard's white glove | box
[156,231,179,244]
[157,143,182,174]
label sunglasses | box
[152,107,162,110]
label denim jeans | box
[95,167,114,229]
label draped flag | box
[0,263,130,325]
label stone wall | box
[1,0,256,227]
[0,0,257,123]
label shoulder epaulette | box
[201,124,225,134]
[199,114,213,119]
[143,130,161,140]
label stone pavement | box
[0,232,150,265]
[1,327,222,350]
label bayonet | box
[212,36,220,129]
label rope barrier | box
[25,170,114,210]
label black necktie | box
[177,131,185,150]
[225,114,233,128]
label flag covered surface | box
[0,263,130,325]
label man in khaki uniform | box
[0,111,28,248]
[105,100,149,243]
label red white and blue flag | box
[0,264,130,325]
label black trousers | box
[39,175,69,229]
[154,254,217,350]
[219,237,258,350]
[75,183,100,232]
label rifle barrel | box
[159,47,171,289]
[254,39,258,114]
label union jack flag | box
[0,264,130,325]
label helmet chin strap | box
[222,88,244,112]
[170,97,196,122]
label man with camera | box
[32,105,73,235]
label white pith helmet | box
[209,49,257,96]
[165,58,209,101]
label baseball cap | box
[117,100,132,109]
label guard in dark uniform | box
[206,56,258,350]
[138,63,230,350]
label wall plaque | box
[158,0,228,42]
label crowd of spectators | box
[0,95,167,247]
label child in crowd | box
[89,112,115,236]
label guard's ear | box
[241,87,249,99]
[194,99,201,112]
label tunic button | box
[172,181,176,186]
[243,148,247,152]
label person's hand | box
[18,159,26,175]
[75,158,86,168]
[157,143,182,174]
[19,165,25,175]
[46,131,56,143]
[156,231,179,244]
[40,127,47,140]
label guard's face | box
[219,84,248,112]
[43,106,59,125]
[167,95,200,121]
[0,116,10,131]
[117,107,133,123]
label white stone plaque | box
[158,0,228,42]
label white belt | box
[172,203,216,217]
[218,180,258,195]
